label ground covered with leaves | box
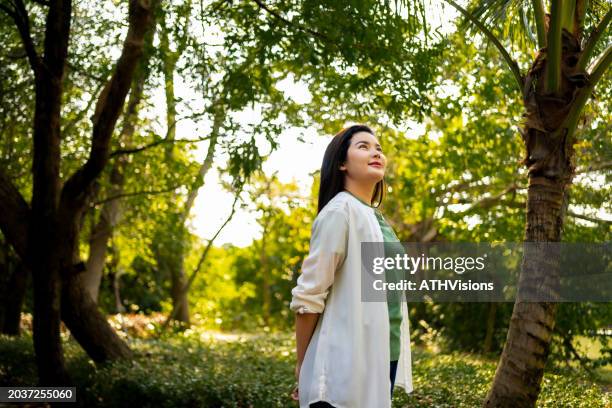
[0,322,609,407]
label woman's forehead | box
[351,131,379,145]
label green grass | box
[0,330,609,407]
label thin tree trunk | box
[483,302,497,353]
[260,215,271,326]
[84,191,119,302]
[157,6,223,323]
[165,106,223,324]
[170,262,190,323]
[108,243,125,313]
[157,11,191,324]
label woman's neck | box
[343,179,376,206]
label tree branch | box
[0,168,29,258]
[452,182,524,215]
[61,81,105,137]
[66,61,108,83]
[92,185,184,206]
[252,0,328,42]
[577,8,612,71]
[61,0,158,212]
[442,0,524,96]
[109,135,213,157]
[532,0,547,49]
[181,102,225,220]
[160,183,243,330]
[175,0,193,55]
[575,160,612,174]
[0,0,42,75]
[567,211,612,225]
[563,43,612,142]
[546,0,563,93]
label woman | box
[289,125,413,408]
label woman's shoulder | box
[319,191,353,215]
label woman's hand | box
[291,361,301,401]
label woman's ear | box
[339,162,346,171]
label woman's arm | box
[295,312,320,367]
[289,208,349,391]
[291,312,320,400]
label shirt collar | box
[343,189,374,208]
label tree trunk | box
[84,194,118,302]
[483,302,497,353]
[156,11,191,325]
[260,216,271,326]
[2,262,28,335]
[108,243,126,313]
[113,272,125,313]
[165,105,223,324]
[157,10,224,324]
[483,10,594,405]
[61,272,132,362]
[25,0,73,384]
[484,179,567,407]
[170,262,190,324]
[29,231,69,385]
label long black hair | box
[317,124,386,214]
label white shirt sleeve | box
[289,209,349,314]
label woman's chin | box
[366,168,385,180]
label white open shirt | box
[290,191,413,408]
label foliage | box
[0,330,609,407]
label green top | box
[343,190,403,361]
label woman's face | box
[339,131,386,184]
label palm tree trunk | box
[482,4,593,403]
[484,178,568,407]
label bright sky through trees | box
[159,1,608,247]
[181,1,460,247]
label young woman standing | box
[289,125,413,408]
